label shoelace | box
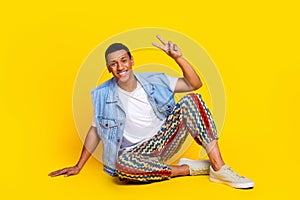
[224,167,244,179]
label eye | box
[122,59,128,63]
[110,62,117,68]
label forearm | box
[174,56,202,90]
[152,35,202,91]
[76,126,100,170]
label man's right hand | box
[48,165,81,177]
[48,126,100,178]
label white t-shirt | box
[92,75,178,150]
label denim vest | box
[91,72,175,176]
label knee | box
[179,93,203,106]
[185,92,202,99]
[180,93,202,100]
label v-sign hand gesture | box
[152,35,182,59]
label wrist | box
[75,163,83,171]
[173,55,184,62]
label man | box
[49,35,254,189]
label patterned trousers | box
[116,93,218,182]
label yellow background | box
[0,0,299,199]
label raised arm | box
[48,126,100,177]
[152,35,202,92]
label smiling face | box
[106,49,135,84]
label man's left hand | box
[152,35,182,59]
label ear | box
[107,66,111,73]
[130,56,134,66]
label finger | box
[49,171,63,177]
[156,35,167,45]
[168,41,173,51]
[64,170,75,177]
[48,169,62,176]
[152,42,167,51]
[174,44,178,51]
[49,168,67,177]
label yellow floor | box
[1,1,299,199]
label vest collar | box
[135,73,155,95]
[106,73,156,103]
[106,78,119,103]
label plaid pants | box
[116,93,218,182]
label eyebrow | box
[109,55,127,63]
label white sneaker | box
[178,158,210,175]
[209,165,254,189]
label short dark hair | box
[105,43,132,65]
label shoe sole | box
[210,177,254,189]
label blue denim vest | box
[91,72,176,176]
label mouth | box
[118,70,128,77]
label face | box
[106,49,134,83]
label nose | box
[117,61,124,70]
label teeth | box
[119,71,126,75]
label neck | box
[117,75,137,92]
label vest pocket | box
[99,118,117,128]
[97,116,118,140]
